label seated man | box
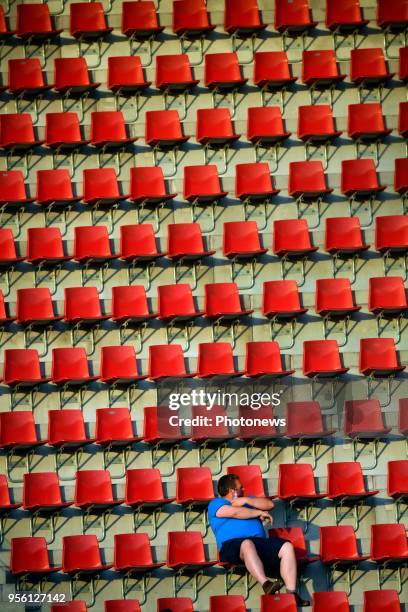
[208,472,309,606]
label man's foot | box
[262,579,283,594]
[287,590,311,607]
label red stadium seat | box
[204,52,247,115]
[224,0,266,37]
[99,346,146,406]
[0,411,43,479]
[297,105,341,163]
[312,592,350,612]
[51,347,98,408]
[235,161,279,228]
[344,399,391,469]
[23,472,72,541]
[196,108,240,173]
[269,526,319,565]
[302,50,345,104]
[143,405,188,468]
[156,55,199,115]
[368,276,407,340]
[303,340,348,377]
[26,226,71,294]
[7,59,51,117]
[288,160,332,226]
[122,0,163,49]
[157,599,194,612]
[107,56,150,120]
[234,404,280,461]
[95,408,141,473]
[47,409,93,477]
[247,107,291,168]
[70,2,112,68]
[325,217,369,282]
[223,220,266,287]
[203,282,253,345]
[16,287,61,354]
[114,532,164,599]
[157,283,202,348]
[284,401,335,468]
[278,463,325,528]
[125,467,174,536]
[129,166,176,207]
[145,109,189,175]
[325,0,368,34]
[173,0,214,43]
[63,286,108,354]
[62,534,112,604]
[399,101,408,138]
[377,0,408,58]
[73,226,117,290]
[0,227,23,295]
[183,165,227,230]
[0,113,42,180]
[370,524,408,591]
[227,464,271,497]
[2,348,49,409]
[253,51,296,108]
[245,341,295,378]
[0,169,34,209]
[111,285,157,345]
[350,48,393,99]
[274,0,317,43]
[189,404,235,462]
[90,111,136,170]
[10,537,61,588]
[176,466,214,531]
[394,158,408,201]
[273,219,318,285]
[36,169,81,226]
[348,103,391,162]
[327,461,378,528]
[315,278,360,345]
[260,593,297,611]
[53,58,100,109]
[399,398,408,436]
[196,342,243,378]
[399,47,408,82]
[387,460,408,522]
[82,168,128,208]
[166,531,216,598]
[119,224,163,286]
[148,344,193,380]
[74,470,124,539]
[0,289,14,324]
[209,595,246,612]
[44,112,89,178]
[359,338,405,404]
[105,601,141,612]
[0,5,14,40]
[363,590,401,612]
[375,215,408,279]
[166,222,215,284]
[320,525,368,593]
[16,3,62,41]
[341,159,385,225]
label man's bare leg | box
[240,539,282,594]
[278,541,310,606]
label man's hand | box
[258,511,272,523]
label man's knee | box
[240,539,256,559]
[279,541,296,559]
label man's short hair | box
[218,473,239,496]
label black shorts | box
[219,536,288,574]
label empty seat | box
[16,288,61,348]
[0,289,13,324]
[74,470,123,516]
[387,460,408,521]
[172,0,214,38]
[0,5,14,40]
[184,164,227,203]
[247,106,291,154]
[245,341,295,378]
[284,401,336,443]
[53,58,100,95]
[167,222,215,262]
[315,279,360,344]
[0,412,43,477]
[227,465,270,497]
[303,340,348,377]
[95,407,141,456]
[51,602,88,612]
[0,228,23,269]
[288,160,332,200]
[375,215,408,264]
[370,524,408,589]
[359,337,405,376]
[399,47,408,82]
[73,226,117,263]
[99,346,146,388]
[145,109,189,149]
[26,227,71,271]
[273,219,318,284]
[51,347,98,390]
[190,405,234,452]
[235,162,280,204]
[223,220,267,261]
[166,531,216,575]
[205,51,247,91]
[118,224,163,278]
[224,0,266,37]
[325,217,369,281]
[341,158,385,209]
[377,0,408,31]
[113,532,164,577]
[209,595,246,612]
[122,0,163,39]
[312,592,350,612]
[363,590,401,612]
[36,169,81,207]
[297,105,342,153]
[0,113,42,152]
[2,348,49,392]
[111,285,157,329]
[196,108,240,148]
[399,101,408,138]
[395,158,408,196]
[143,406,188,474]
[260,593,297,611]
[277,464,325,523]
[157,599,194,612]
[44,112,89,164]
[10,537,61,585]
[325,0,368,33]
[129,166,176,205]
[22,472,72,533]
[16,3,62,40]
[274,0,317,35]
[320,525,368,592]
[196,342,243,378]
[327,462,378,528]
[368,276,407,336]
[204,282,253,344]
[350,48,393,88]
[253,51,296,106]
[302,50,346,100]
[82,168,128,207]
[47,409,93,467]
[176,467,214,530]
[344,399,391,438]
[156,54,199,93]
[90,111,136,153]
[8,58,51,96]
[348,103,391,159]
[125,468,174,518]
[63,286,108,331]
[62,534,112,602]
[148,344,193,380]
[157,283,203,325]
[107,56,151,95]
[70,2,112,40]
[0,170,34,207]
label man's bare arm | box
[231,496,274,511]
[216,505,271,522]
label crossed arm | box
[216,497,274,521]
